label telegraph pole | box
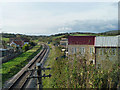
[36,63,42,89]
[27,63,51,90]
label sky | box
[0,1,118,35]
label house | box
[10,40,24,48]
[60,38,68,48]
[68,36,96,64]
[95,36,120,69]
[10,37,30,48]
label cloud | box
[0,0,119,2]
[55,20,118,33]
[1,2,118,35]
[58,27,72,32]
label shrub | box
[22,44,30,51]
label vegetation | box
[100,30,120,36]
[1,44,42,85]
[1,30,120,88]
[22,44,30,51]
[2,30,119,44]
[43,44,120,88]
[2,38,9,42]
[42,44,62,88]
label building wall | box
[68,45,95,64]
[60,41,68,48]
[60,38,68,48]
[95,47,120,69]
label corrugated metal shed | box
[68,36,95,45]
[117,35,120,46]
[95,36,120,47]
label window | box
[112,48,116,55]
[79,48,82,54]
[71,47,77,54]
[90,47,94,54]
[103,48,108,54]
[71,48,74,54]
[80,47,85,54]
[82,47,85,53]
[108,48,112,56]
[74,48,76,53]
[99,48,103,55]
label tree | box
[29,41,36,46]
[22,44,30,51]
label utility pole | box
[36,63,42,90]
[27,63,51,90]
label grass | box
[1,44,42,85]
[52,35,65,39]
[33,39,39,43]
[70,33,113,36]
[52,33,109,39]
[2,38,9,42]
[70,34,96,36]
[42,44,63,88]
[42,44,56,88]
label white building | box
[95,35,120,69]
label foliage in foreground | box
[43,45,120,88]
[1,45,42,85]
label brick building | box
[68,36,96,64]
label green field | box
[1,44,42,85]
[70,34,97,36]
[52,33,108,39]
[2,38,9,42]
[52,35,65,39]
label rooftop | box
[95,36,120,47]
[68,36,95,45]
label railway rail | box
[3,44,49,90]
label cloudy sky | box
[0,1,118,35]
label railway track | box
[3,44,49,90]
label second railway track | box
[3,44,49,90]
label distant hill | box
[1,30,120,41]
[99,30,120,36]
[1,33,45,40]
[51,30,120,38]
[51,32,97,38]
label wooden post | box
[36,63,42,90]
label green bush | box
[22,44,30,51]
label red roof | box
[68,36,95,45]
[13,41,24,47]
